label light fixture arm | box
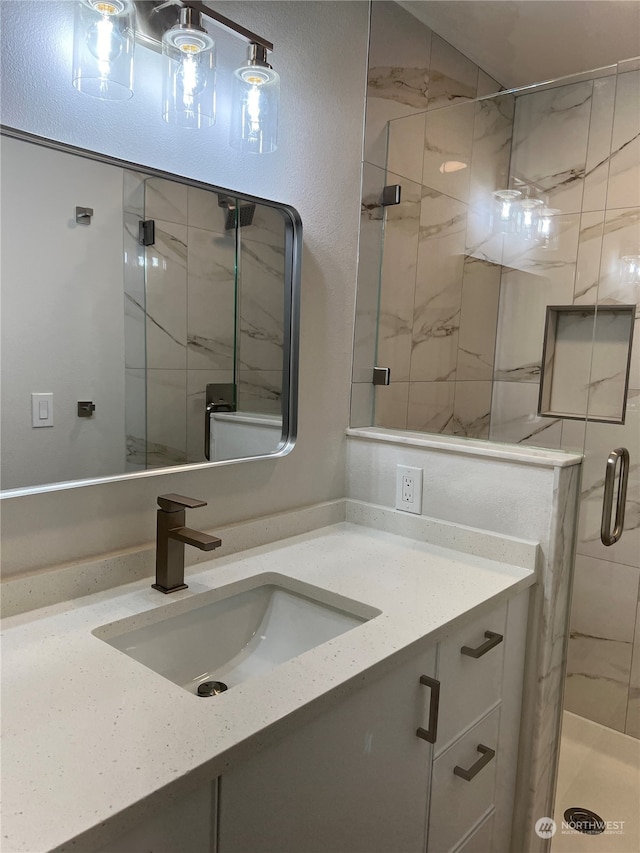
[133,1,273,53]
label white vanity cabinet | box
[91,591,530,853]
[427,590,530,853]
[216,644,438,853]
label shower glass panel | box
[370,60,640,746]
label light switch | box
[32,392,53,427]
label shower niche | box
[538,305,636,424]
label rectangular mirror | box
[0,127,301,496]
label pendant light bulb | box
[230,43,280,154]
[162,8,216,129]
[72,0,134,101]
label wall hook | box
[75,206,93,225]
[77,401,96,418]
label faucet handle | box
[158,494,208,512]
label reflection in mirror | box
[0,129,300,494]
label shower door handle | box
[600,447,630,546]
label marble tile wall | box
[354,13,640,738]
[123,177,285,468]
[351,0,505,433]
[489,69,640,739]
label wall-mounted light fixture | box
[230,43,280,154]
[490,178,559,249]
[72,0,279,151]
[72,0,135,100]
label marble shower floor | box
[551,711,640,853]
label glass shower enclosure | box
[354,52,640,807]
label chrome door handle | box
[453,744,495,781]
[601,447,630,546]
[416,675,440,744]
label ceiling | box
[399,1,640,88]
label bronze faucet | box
[152,494,222,593]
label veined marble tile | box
[583,76,617,212]
[574,211,605,304]
[452,381,491,438]
[411,188,467,381]
[353,163,385,384]
[387,112,427,184]
[477,70,502,98]
[364,1,431,169]
[125,368,146,467]
[145,219,187,370]
[422,99,475,202]
[575,391,640,569]
[186,225,236,371]
[406,380,455,433]
[368,2,431,103]
[607,70,640,209]
[510,81,592,214]
[468,94,514,213]
[123,170,145,217]
[374,381,409,430]
[559,416,587,455]
[587,308,636,420]
[186,369,234,463]
[495,214,580,382]
[597,208,640,312]
[145,368,187,468]
[238,238,285,372]
[457,257,500,381]
[350,381,374,428]
[237,369,282,416]
[627,604,640,738]
[427,34,478,110]
[565,634,633,732]
[570,554,639,643]
[123,212,146,370]
[187,186,233,235]
[242,204,287,249]
[489,381,562,448]
[377,173,421,382]
[144,177,188,225]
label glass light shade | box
[490,189,521,235]
[621,254,640,287]
[537,207,561,250]
[230,64,280,154]
[72,0,134,101]
[162,26,216,128]
[517,198,544,241]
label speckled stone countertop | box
[1,518,536,853]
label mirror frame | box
[0,125,301,499]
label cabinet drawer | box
[435,603,506,754]
[452,811,495,853]
[428,708,500,853]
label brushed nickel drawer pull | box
[416,675,440,744]
[461,630,503,658]
[453,744,495,781]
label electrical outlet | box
[395,465,423,514]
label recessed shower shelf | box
[538,304,636,424]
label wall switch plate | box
[395,465,423,514]
[31,392,53,427]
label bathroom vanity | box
[1,503,537,853]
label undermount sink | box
[93,573,379,695]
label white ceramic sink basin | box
[93,574,378,695]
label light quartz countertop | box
[1,516,536,853]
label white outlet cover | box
[395,465,423,514]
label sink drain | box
[564,808,606,835]
[197,680,228,697]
